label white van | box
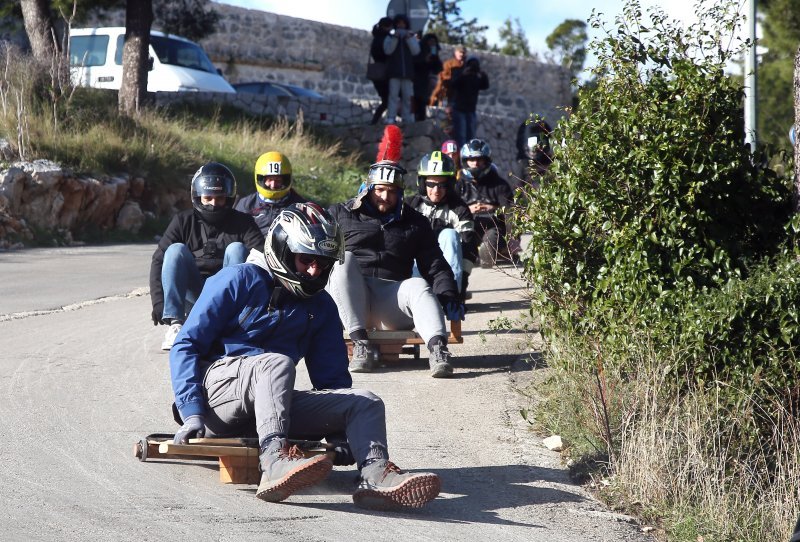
[69,27,235,93]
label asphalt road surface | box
[0,244,651,541]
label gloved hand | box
[325,433,355,466]
[151,303,164,326]
[438,295,465,321]
[173,415,205,445]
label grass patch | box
[0,45,368,232]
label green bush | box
[516,0,793,354]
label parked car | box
[69,27,235,93]
[233,82,323,99]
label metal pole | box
[744,0,757,151]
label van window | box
[69,35,109,67]
[113,36,217,75]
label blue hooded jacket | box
[169,250,351,420]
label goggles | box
[425,181,448,189]
[297,253,335,270]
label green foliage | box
[496,17,531,58]
[518,0,792,346]
[545,19,588,84]
[153,0,219,41]
[515,1,800,514]
[757,0,800,152]
[426,0,489,49]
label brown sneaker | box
[256,439,333,502]
[353,460,441,510]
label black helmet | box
[460,139,492,179]
[191,162,237,224]
[265,202,344,298]
[366,160,407,189]
[416,151,456,198]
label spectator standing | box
[450,55,489,148]
[429,45,466,136]
[412,33,443,121]
[234,151,309,236]
[369,17,393,125]
[150,163,264,351]
[383,14,420,125]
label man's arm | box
[303,293,353,390]
[413,217,459,298]
[169,267,244,420]
[241,214,266,251]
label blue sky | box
[212,0,740,67]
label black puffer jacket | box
[405,193,479,264]
[149,208,264,315]
[234,190,309,236]
[329,195,458,299]
[456,165,514,210]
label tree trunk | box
[20,0,57,61]
[119,0,153,118]
[794,46,800,213]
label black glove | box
[173,415,205,445]
[325,434,355,466]
[151,303,164,326]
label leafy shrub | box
[516,0,793,356]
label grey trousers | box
[326,251,447,346]
[202,352,388,465]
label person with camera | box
[450,55,490,148]
[150,162,264,351]
[382,13,420,124]
[368,17,393,125]
[412,33,443,121]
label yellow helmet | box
[254,151,293,200]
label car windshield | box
[114,35,217,73]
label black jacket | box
[457,166,514,209]
[405,193,479,264]
[149,208,264,314]
[328,194,458,299]
[450,67,489,113]
[234,190,309,236]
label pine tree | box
[757,0,800,151]
[426,0,488,49]
[545,18,588,84]
[497,17,531,57]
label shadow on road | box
[467,299,529,314]
[234,463,584,527]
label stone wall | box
[203,3,572,123]
[0,160,185,249]
[156,91,525,180]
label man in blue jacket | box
[169,202,441,510]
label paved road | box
[0,245,650,541]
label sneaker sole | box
[430,363,453,378]
[255,455,333,503]
[353,473,441,510]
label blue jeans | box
[452,110,477,148]
[161,242,248,322]
[413,229,463,291]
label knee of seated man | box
[253,353,295,375]
[349,388,385,412]
[438,228,459,244]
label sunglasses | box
[425,181,448,189]
[297,253,335,270]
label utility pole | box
[744,0,757,151]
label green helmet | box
[416,151,456,197]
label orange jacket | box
[429,57,463,106]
